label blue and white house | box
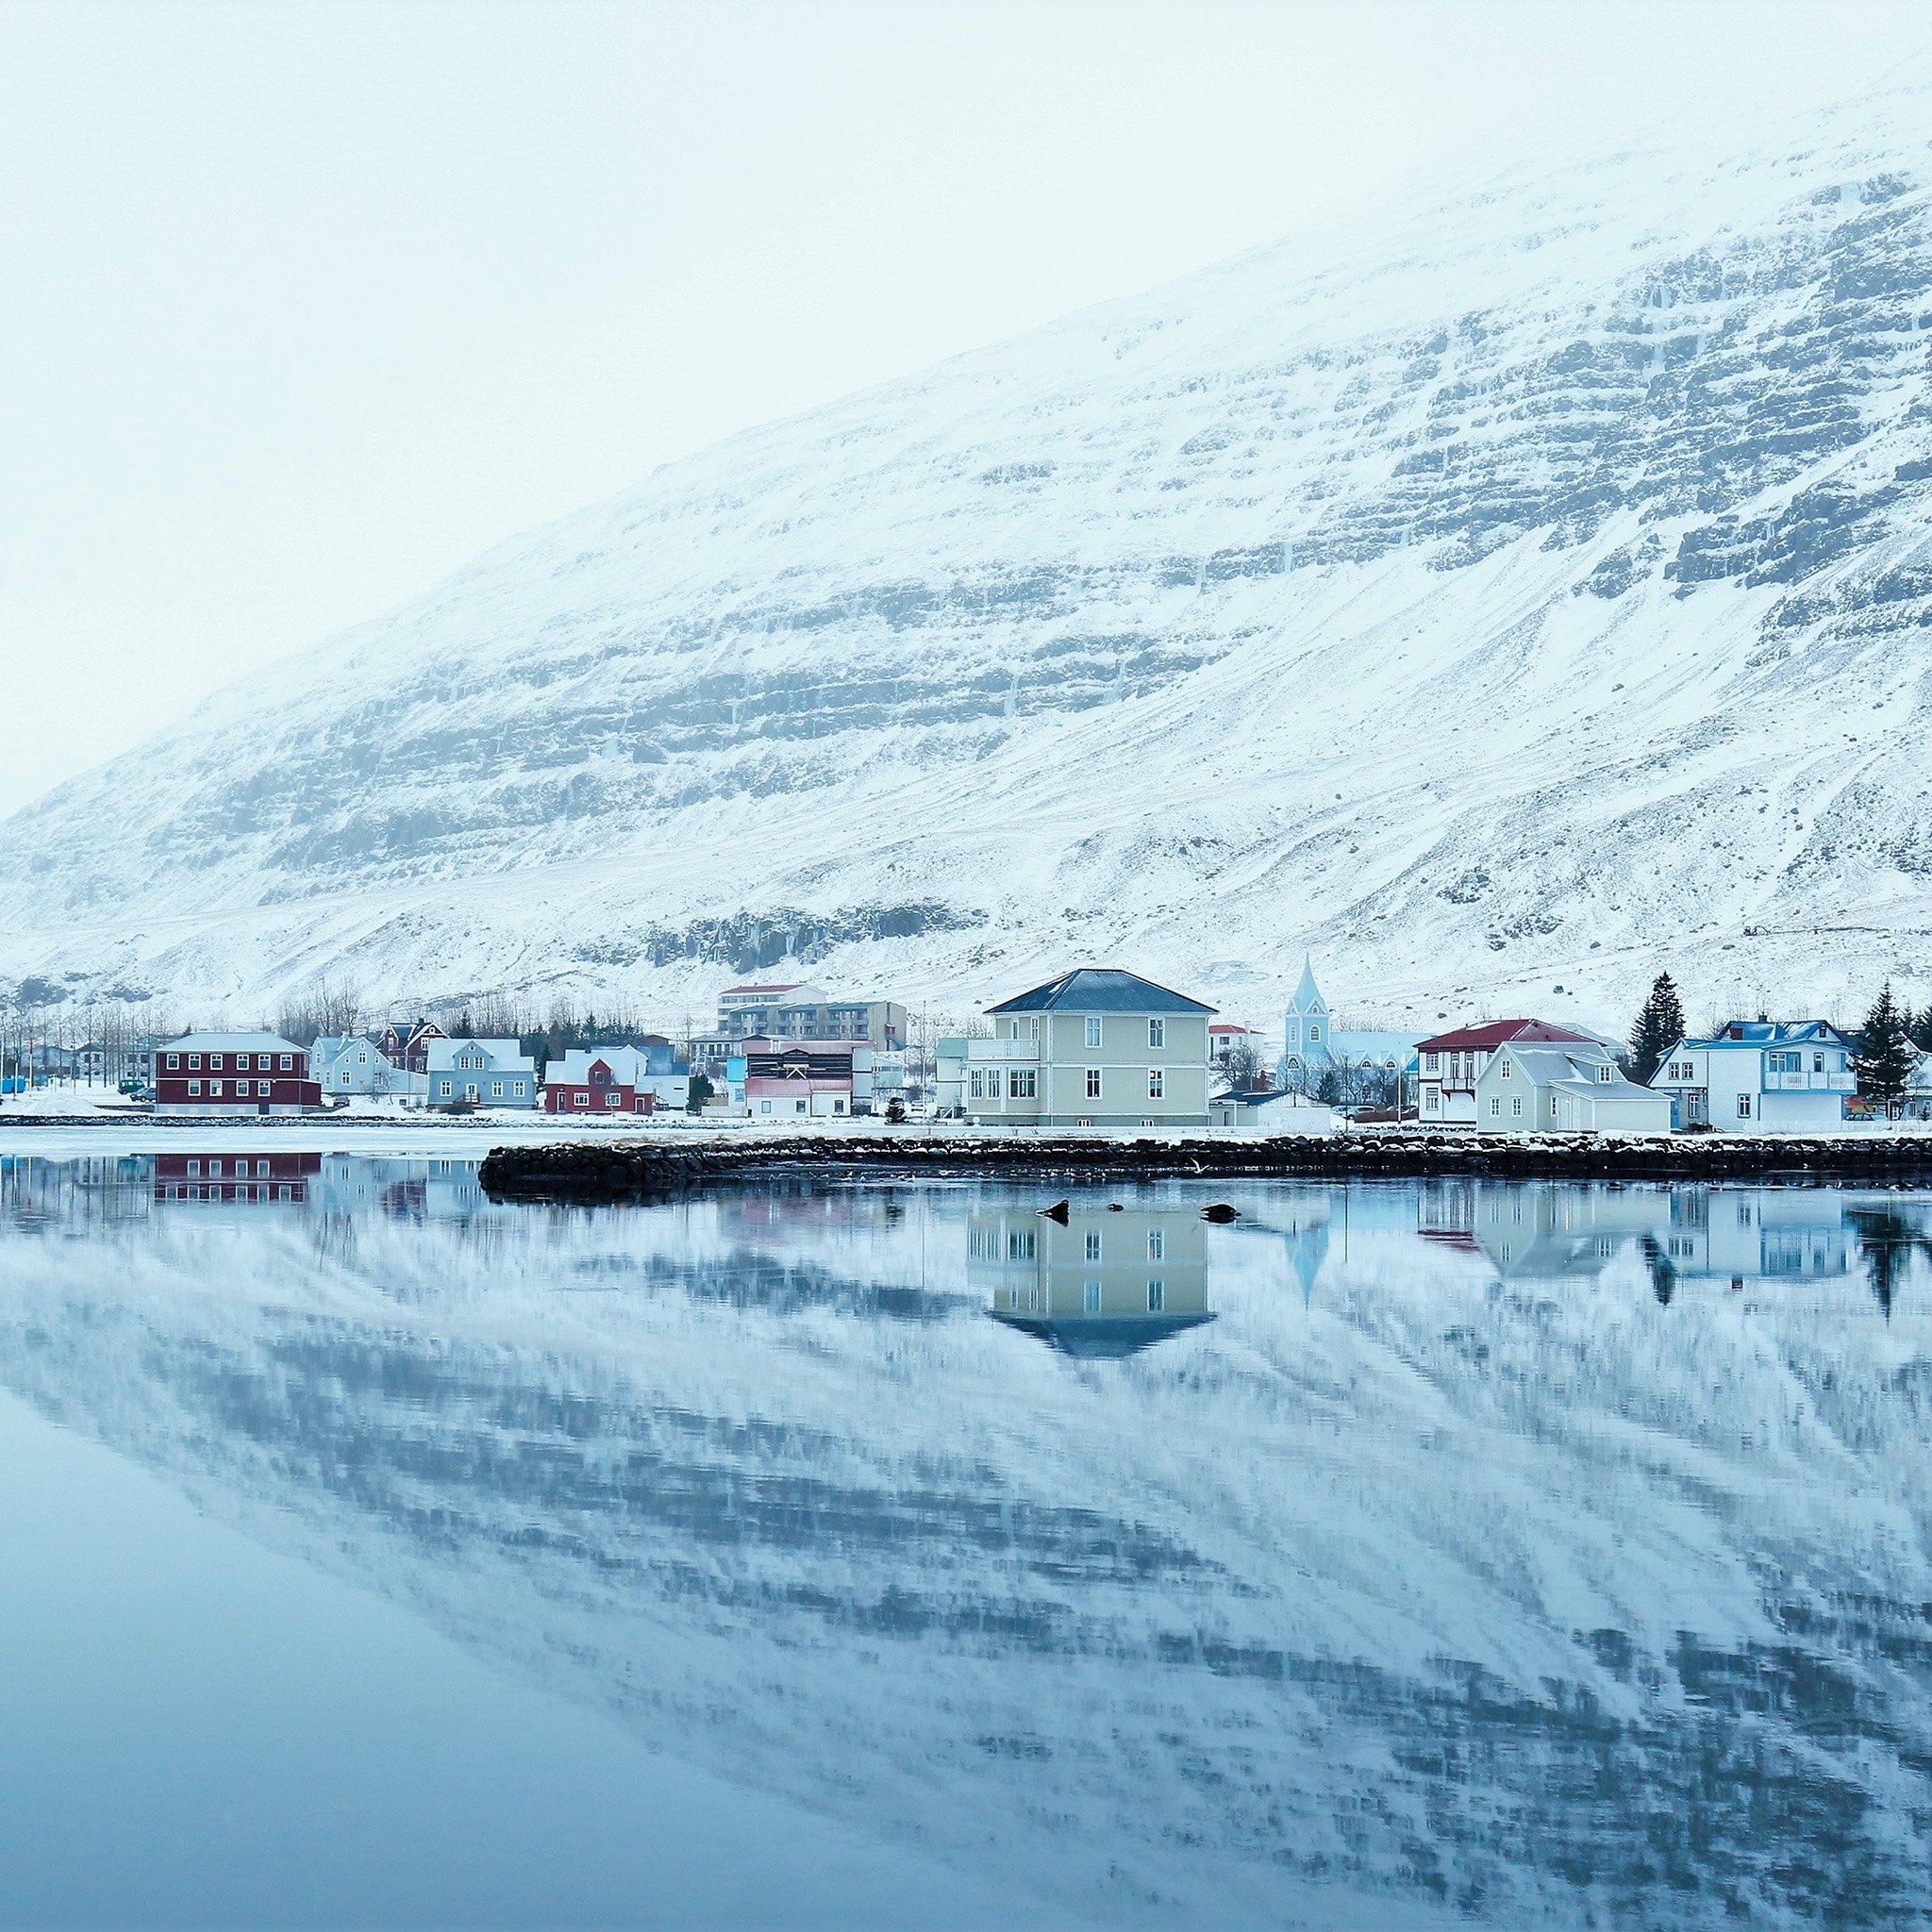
[423,1037,538,1109]
[1278,958,1423,1098]
[1648,1019,1855,1131]
[311,1034,425,1102]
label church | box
[1278,958,1424,1100]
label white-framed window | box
[833,1098,845,1113]
[1008,1227,1037,1261]
[1813,1053,1825,1074]
[1424,1089,1440,1111]
[1148,1017,1165,1049]
[187,1158,201,1176]
[1512,1097,1523,1117]
[574,1092,589,1108]
[1148,1229,1164,1261]
[209,1080,224,1097]
[1595,1065,1613,1083]
[1010,1068,1037,1099]
[440,1079,454,1096]
[1500,1059,1511,1079]
[1086,1067,1102,1099]
[188,1054,202,1069]
[280,1054,291,1070]
[606,1091,620,1107]
[1085,1015,1103,1049]
[258,1080,272,1096]
[759,1099,773,1114]
[256,1158,271,1177]
[166,1054,180,1070]
[188,1079,202,1096]
[491,1079,505,1098]
[1309,1024,1322,1043]
[1737,1094,1752,1119]
[1423,1052,1439,1072]
[969,1069,984,1100]
[1085,1230,1102,1261]
[1549,1095,1558,1118]
[1147,1279,1164,1311]
[1148,1068,1164,1100]
[1490,1097,1501,1117]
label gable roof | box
[1290,956,1324,1013]
[164,1030,304,1053]
[986,968,1215,1017]
[1681,1019,1855,1051]
[425,1037,533,1074]
[1417,1018,1595,1054]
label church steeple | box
[1283,955,1330,1061]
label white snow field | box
[6,80,1932,1028]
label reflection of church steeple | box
[1286,1218,1330,1307]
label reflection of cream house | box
[963,969,1214,1129]
[968,1204,1211,1356]
[1473,1040,1673,1134]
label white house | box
[1648,1020,1855,1131]
[423,1037,538,1109]
[1208,1089,1337,1136]
[1474,1039,1674,1134]
[1415,1019,1600,1126]
[312,1034,426,1103]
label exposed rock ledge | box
[478,1131,1932,1201]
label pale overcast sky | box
[1,0,1925,817]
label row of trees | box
[1626,971,1925,1116]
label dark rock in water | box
[1107,1203,1125,1211]
[1039,1199,1071,1224]
[1201,1203,1240,1224]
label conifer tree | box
[1853,982,1917,1119]
[1626,973,1686,1085]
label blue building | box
[1278,958,1422,1101]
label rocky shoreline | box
[477,1130,1932,1201]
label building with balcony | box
[961,968,1215,1130]
[692,983,908,1064]
[1648,1019,1855,1130]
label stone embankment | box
[478,1131,1932,1201]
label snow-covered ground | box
[7,77,1932,1030]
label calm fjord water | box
[2,1153,1928,1930]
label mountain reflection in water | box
[3,1153,1930,1930]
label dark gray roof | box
[989,1311,1215,1357]
[986,968,1215,1017]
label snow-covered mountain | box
[8,83,1932,1028]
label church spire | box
[1291,955,1323,1014]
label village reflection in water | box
[2,1152,1931,1929]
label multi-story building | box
[694,983,907,1062]
[1648,1019,1856,1130]
[377,1018,448,1075]
[154,1031,323,1116]
[960,968,1215,1130]
[1414,1019,1598,1126]
[1278,958,1422,1101]
[312,1034,426,1102]
[422,1038,537,1108]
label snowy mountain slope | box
[8,83,1932,1025]
[3,1168,1930,1926]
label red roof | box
[1416,1018,1595,1054]
[1208,1023,1257,1035]
[724,982,805,996]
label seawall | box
[477,1131,1932,1201]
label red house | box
[153,1151,322,1202]
[153,1031,323,1115]
[377,1017,447,1074]
[541,1047,659,1115]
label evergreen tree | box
[1626,973,1686,1085]
[1911,1004,1932,1055]
[1854,982,1917,1119]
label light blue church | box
[1278,958,1424,1096]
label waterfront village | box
[6,956,1932,1135]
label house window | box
[1512,1097,1524,1117]
[258,1080,271,1096]
[1813,1053,1824,1074]
[189,1055,201,1070]
[575,1093,589,1108]
[1424,1089,1439,1111]
[1010,1068,1037,1099]
[256,1159,271,1177]
[1550,1095,1558,1119]
[1595,1065,1612,1084]
[1086,1231,1102,1261]
[188,1080,202,1097]
[1148,1017,1165,1049]
[1086,1068,1102,1100]
[210,1054,225,1071]
[1148,1229,1164,1261]
[1085,1016,1103,1049]
[166,1054,180,1070]
[1308,1024,1321,1043]
[606,1091,620,1107]
[1737,1094,1752,1119]
[759,1099,773,1115]
[440,1080,454,1097]
[209,1080,224,1097]
[1500,1060,1511,1079]
[1424,1052,1439,1073]
[1147,1279,1164,1311]
[969,1069,984,1100]
[492,1079,505,1098]
[1490,1098,1501,1117]
[1148,1068,1164,1100]
[1008,1228,1037,1261]
[187,1158,201,1176]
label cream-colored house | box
[962,968,1215,1129]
